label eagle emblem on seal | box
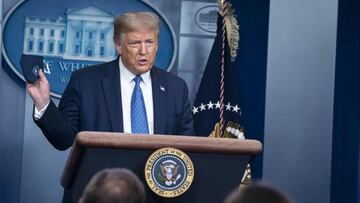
[159,160,181,186]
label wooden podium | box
[61,132,262,203]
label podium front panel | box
[71,147,250,203]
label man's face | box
[116,30,158,75]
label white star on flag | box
[232,105,240,113]
[226,102,232,110]
[192,106,199,114]
[215,101,221,109]
[199,103,206,111]
[207,101,214,109]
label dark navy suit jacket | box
[35,57,194,150]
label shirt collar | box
[119,56,151,86]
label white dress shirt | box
[34,102,49,120]
[34,57,154,134]
[119,57,154,134]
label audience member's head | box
[80,168,146,203]
[225,181,293,203]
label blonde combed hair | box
[113,12,160,44]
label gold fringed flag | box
[193,0,244,138]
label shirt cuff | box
[34,102,50,121]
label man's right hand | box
[26,69,50,110]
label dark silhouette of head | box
[225,181,293,203]
[80,168,145,203]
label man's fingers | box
[38,68,45,78]
[26,82,32,89]
[38,69,48,84]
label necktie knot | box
[133,75,142,84]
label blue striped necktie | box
[131,75,149,134]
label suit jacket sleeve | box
[34,72,81,150]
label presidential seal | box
[145,147,194,198]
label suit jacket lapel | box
[102,57,123,132]
[151,68,167,134]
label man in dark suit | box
[26,11,194,151]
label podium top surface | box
[76,131,262,154]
